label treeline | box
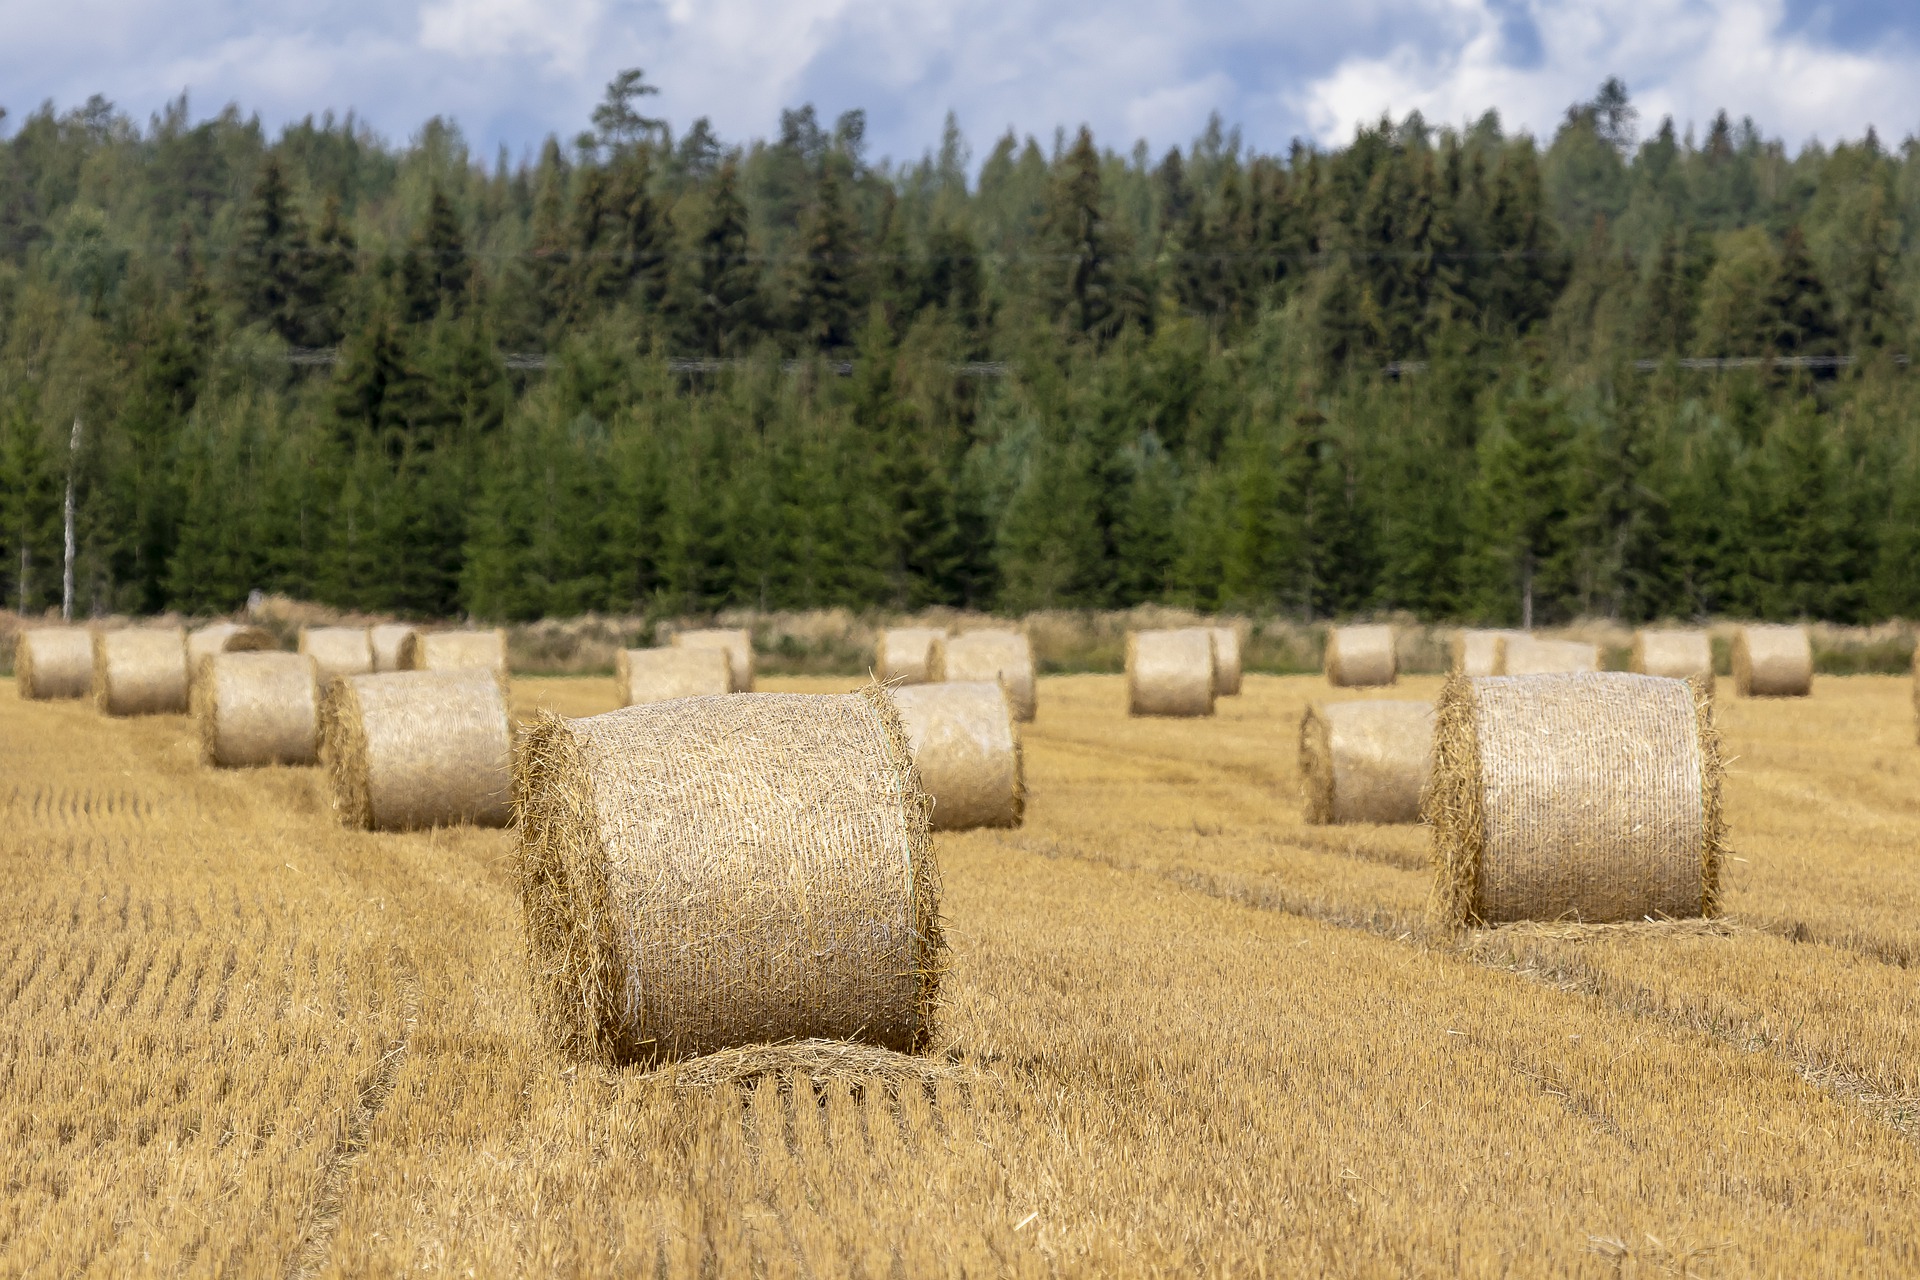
[1,78,1918,624]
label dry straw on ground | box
[370,623,420,672]
[193,652,320,768]
[1211,625,1243,695]
[1631,629,1713,681]
[514,687,942,1064]
[93,627,189,716]
[1299,700,1433,825]
[876,627,946,684]
[401,628,508,676]
[1452,629,1521,677]
[300,626,375,681]
[888,681,1024,830]
[1495,634,1601,675]
[615,646,731,706]
[1732,624,1812,697]
[1126,629,1216,717]
[1427,671,1723,928]
[672,627,755,692]
[15,627,94,700]
[320,670,513,831]
[1325,625,1397,687]
[941,629,1036,721]
[185,623,275,674]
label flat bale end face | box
[93,628,190,717]
[1732,625,1812,698]
[1327,625,1397,688]
[889,681,1024,831]
[1126,629,1216,717]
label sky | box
[4,0,1920,169]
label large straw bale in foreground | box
[941,630,1036,721]
[616,646,731,706]
[1631,629,1713,681]
[1325,625,1397,687]
[1300,700,1433,825]
[194,652,320,767]
[1496,635,1600,676]
[672,628,754,692]
[401,628,508,676]
[1211,626,1243,696]
[186,623,275,672]
[1427,672,1722,927]
[1126,629,1216,717]
[515,688,942,1064]
[1731,624,1812,697]
[877,627,945,685]
[16,627,94,700]
[370,623,420,672]
[299,627,374,681]
[1453,629,1522,677]
[320,670,513,831]
[890,681,1023,830]
[93,628,189,716]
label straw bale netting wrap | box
[16,627,94,700]
[1210,626,1243,696]
[320,670,513,831]
[1731,624,1812,697]
[1453,629,1521,677]
[370,623,420,673]
[300,627,374,682]
[616,646,731,706]
[1300,700,1433,825]
[515,687,943,1064]
[93,628,189,716]
[889,681,1023,830]
[877,627,945,685]
[1325,625,1397,688]
[1631,629,1713,681]
[1126,629,1216,717]
[1427,672,1723,927]
[1496,635,1600,676]
[941,630,1036,721]
[186,622,275,672]
[400,628,508,677]
[671,628,754,693]
[194,652,320,768]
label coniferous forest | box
[2,75,1918,624]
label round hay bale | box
[93,628,189,716]
[1211,626,1243,696]
[299,627,374,682]
[320,670,513,831]
[1496,635,1600,676]
[671,627,754,692]
[877,627,946,685]
[889,681,1023,830]
[941,630,1036,721]
[369,623,420,673]
[16,627,94,700]
[1126,629,1216,717]
[1731,624,1811,697]
[194,652,320,768]
[514,687,942,1064]
[1426,672,1723,927]
[186,622,275,673]
[1452,629,1521,677]
[616,646,731,706]
[400,628,508,676]
[1631,629,1712,681]
[1299,700,1433,825]
[1325,625,1397,688]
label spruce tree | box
[678,160,761,356]
[787,165,857,351]
[1043,128,1123,341]
[232,154,313,342]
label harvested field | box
[4,669,1920,1274]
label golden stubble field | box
[3,672,1919,1276]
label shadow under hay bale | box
[1426,671,1723,928]
[1631,629,1713,681]
[320,670,513,831]
[1732,624,1812,697]
[877,627,946,685]
[671,627,754,692]
[1452,629,1522,677]
[1126,629,1216,717]
[616,646,731,706]
[401,628,507,676]
[889,681,1023,830]
[1210,625,1243,695]
[515,688,942,1065]
[300,626,374,682]
[1300,700,1433,825]
[17,627,94,700]
[941,630,1035,721]
[195,652,320,767]
[1495,635,1600,676]
[186,623,275,677]
[1326,625,1397,687]
[370,623,420,673]
[647,1039,968,1093]
[94,628,189,716]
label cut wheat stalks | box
[369,623,420,673]
[671,628,754,692]
[399,628,508,677]
[888,681,1024,830]
[877,627,946,685]
[1631,629,1713,681]
[299,627,374,682]
[194,652,320,768]
[940,630,1036,721]
[16,627,94,700]
[1325,625,1397,687]
[1495,635,1600,676]
[1731,624,1812,697]
[1300,700,1433,825]
[1210,626,1244,696]
[320,670,513,831]
[615,646,731,706]
[1452,629,1523,677]
[93,628,189,716]
[1126,629,1216,717]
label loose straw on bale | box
[877,627,945,685]
[515,687,943,1064]
[1299,700,1433,825]
[370,623,419,673]
[93,628,189,716]
[320,670,513,831]
[1496,635,1600,676]
[1453,629,1521,677]
[1427,671,1723,927]
[16,627,93,700]
[300,627,374,682]
[1211,626,1243,695]
[672,628,754,692]
[1631,629,1713,681]
[889,681,1024,830]
[194,652,319,768]
[941,630,1036,721]
[1731,624,1812,697]
[186,622,275,673]
[1325,625,1397,687]
[616,646,731,706]
[1126,629,1216,717]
